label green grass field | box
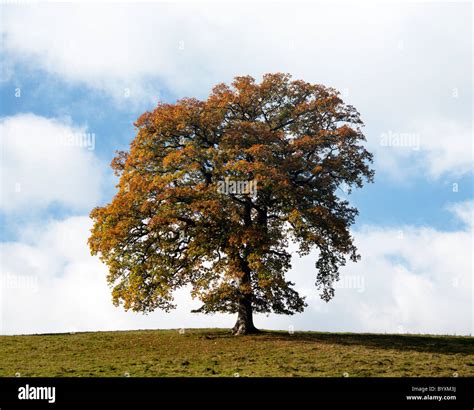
[1,329,473,377]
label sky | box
[0,0,472,336]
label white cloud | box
[419,121,473,178]
[448,200,474,230]
[0,114,104,213]
[374,119,473,180]
[0,202,472,335]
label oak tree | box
[89,73,374,335]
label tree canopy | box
[89,73,374,334]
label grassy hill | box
[1,329,473,377]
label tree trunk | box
[232,259,259,335]
[231,198,260,335]
[232,295,259,335]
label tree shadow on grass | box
[203,329,474,355]
[254,331,474,355]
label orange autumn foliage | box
[89,73,374,334]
